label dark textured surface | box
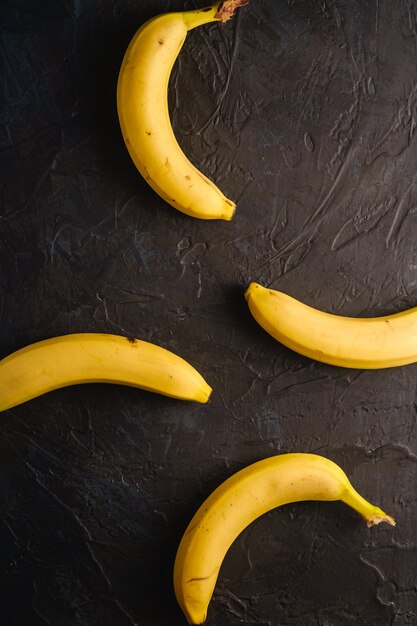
[1,0,417,624]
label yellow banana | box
[245,282,417,369]
[174,452,395,624]
[117,1,247,220]
[0,333,212,411]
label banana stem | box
[182,6,219,30]
[342,487,396,527]
[182,1,247,30]
[216,0,248,22]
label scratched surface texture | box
[1,0,417,624]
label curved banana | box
[174,453,395,624]
[0,333,212,411]
[117,1,247,220]
[245,282,417,369]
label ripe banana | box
[0,333,212,411]
[245,282,417,369]
[174,452,395,624]
[117,1,247,220]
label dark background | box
[1,0,416,624]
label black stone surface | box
[1,1,416,624]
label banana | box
[174,453,395,624]
[0,333,212,411]
[245,282,417,369]
[117,1,247,220]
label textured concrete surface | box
[1,0,416,624]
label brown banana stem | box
[215,0,248,22]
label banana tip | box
[203,386,213,404]
[222,199,236,221]
[244,282,261,301]
[184,607,207,625]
